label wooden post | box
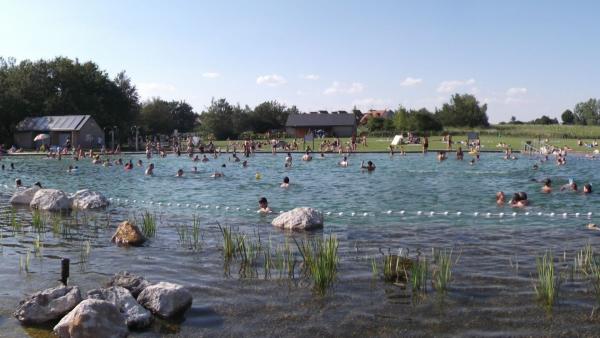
[61,258,70,286]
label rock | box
[106,271,151,298]
[111,221,145,246]
[30,189,72,211]
[70,190,109,209]
[271,207,324,230]
[137,282,192,318]
[14,285,82,324]
[87,286,152,329]
[53,299,128,338]
[9,186,40,205]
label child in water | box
[258,197,272,214]
[281,176,290,188]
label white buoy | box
[339,212,343,216]
[474,212,479,216]
[486,212,491,217]
[417,211,422,215]
[236,207,240,211]
[550,212,555,217]
[499,212,504,217]
[512,212,517,217]
[456,211,462,216]
[225,206,229,210]
[109,198,113,201]
[588,212,593,217]
[167,203,171,206]
[246,208,250,211]
[195,204,200,209]
[525,212,530,216]
[363,212,368,217]
[149,201,153,205]
[216,205,220,209]
[176,203,181,207]
[116,198,120,202]
[400,210,405,215]
[444,211,449,216]
[351,212,355,216]
[575,212,580,217]
[326,212,331,215]
[141,200,144,203]
[429,211,435,216]
[562,213,567,218]
[158,202,162,206]
[537,212,543,216]
[124,200,129,203]
[386,210,392,214]
[133,200,136,203]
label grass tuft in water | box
[534,251,559,310]
[31,209,45,232]
[218,223,236,260]
[432,248,455,293]
[19,251,31,273]
[410,256,428,293]
[140,211,157,238]
[575,243,594,276]
[382,252,412,284]
[33,235,43,257]
[296,235,339,294]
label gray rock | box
[70,189,109,209]
[9,186,40,205]
[30,189,72,211]
[53,299,128,338]
[14,285,82,324]
[111,221,146,246]
[271,207,324,230]
[87,286,152,329]
[106,271,151,298]
[137,282,192,318]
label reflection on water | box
[0,153,600,336]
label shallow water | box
[1,152,600,337]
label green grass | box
[575,243,594,276]
[382,254,412,283]
[175,215,202,251]
[534,251,559,310]
[140,211,157,238]
[296,235,339,294]
[432,248,455,293]
[218,224,236,260]
[410,257,428,293]
[31,209,45,232]
[589,258,600,306]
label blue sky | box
[1,0,599,122]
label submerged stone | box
[137,282,192,318]
[14,285,82,325]
[271,207,324,230]
[111,221,145,246]
[70,189,109,209]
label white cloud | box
[256,74,287,86]
[202,72,220,79]
[301,74,320,80]
[323,81,365,95]
[138,82,176,98]
[506,87,527,96]
[400,77,423,87]
[437,78,476,93]
[296,90,306,96]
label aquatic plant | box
[50,214,62,236]
[296,235,339,294]
[371,257,378,279]
[575,243,594,276]
[432,248,454,293]
[189,215,201,251]
[382,253,412,284]
[33,235,43,257]
[140,211,157,238]
[589,258,600,305]
[410,256,428,293]
[31,209,45,232]
[534,251,559,310]
[10,208,22,232]
[218,224,236,260]
[79,240,91,272]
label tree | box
[573,99,600,125]
[435,93,489,127]
[139,98,176,135]
[198,98,239,139]
[530,115,558,125]
[394,106,442,133]
[249,100,289,133]
[561,109,575,125]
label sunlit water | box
[1,152,600,337]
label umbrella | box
[34,134,50,142]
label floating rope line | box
[106,197,595,220]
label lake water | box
[1,152,600,337]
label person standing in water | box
[422,136,429,154]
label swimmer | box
[320,152,325,158]
[302,151,312,161]
[137,159,143,167]
[339,156,349,167]
[281,176,290,188]
[257,197,272,214]
[193,155,200,162]
[560,179,578,192]
[145,163,154,176]
[192,166,198,173]
[242,160,248,168]
[221,164,226,168]
[532,164,539,170]
[542,178,552,193]
[509,192,528,208]
[360,160,376,172]
[587,223,600,231]
[10,163,15,170]
[583,183,592,194]
[124,160,133,170]
[496,191,505,205]
[469,159,475,165]
[15,178,22,188]
[285,152,293,166]
[176,169,184,177]
[437,151,447,161]
[231,153,240,162]
[456,147,464,160]
[201,155,209,162]
[33,182,42,188]
[211,171,224,178]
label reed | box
[140,211,157,238]
[296,235,339,294]
[382,253,412,283]
[410,257,428,293]
[10,208,21,231]
[50,214,62,236]
[589,258,600,305]
[432,248,454,293]
[575,243,594,276]
[189,215,201,251]
[218,224,236,260]
[371,257,378,278]
[19,251,31,273]
[534,251,559,310]
[31,209,45,232]
[33,235,43,257]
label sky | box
[1,0,599,123]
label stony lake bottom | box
[1,152,600,337]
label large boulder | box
[70,190,109,209]
[137,282,192,318]
[53,299,128,338]
[111,221,145,246]
[271,207,324,230]
[30,189,72,211]
[106,271,151,298]
[14,285,82,324]
[9,186,40,205]
[87,286,152,329]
